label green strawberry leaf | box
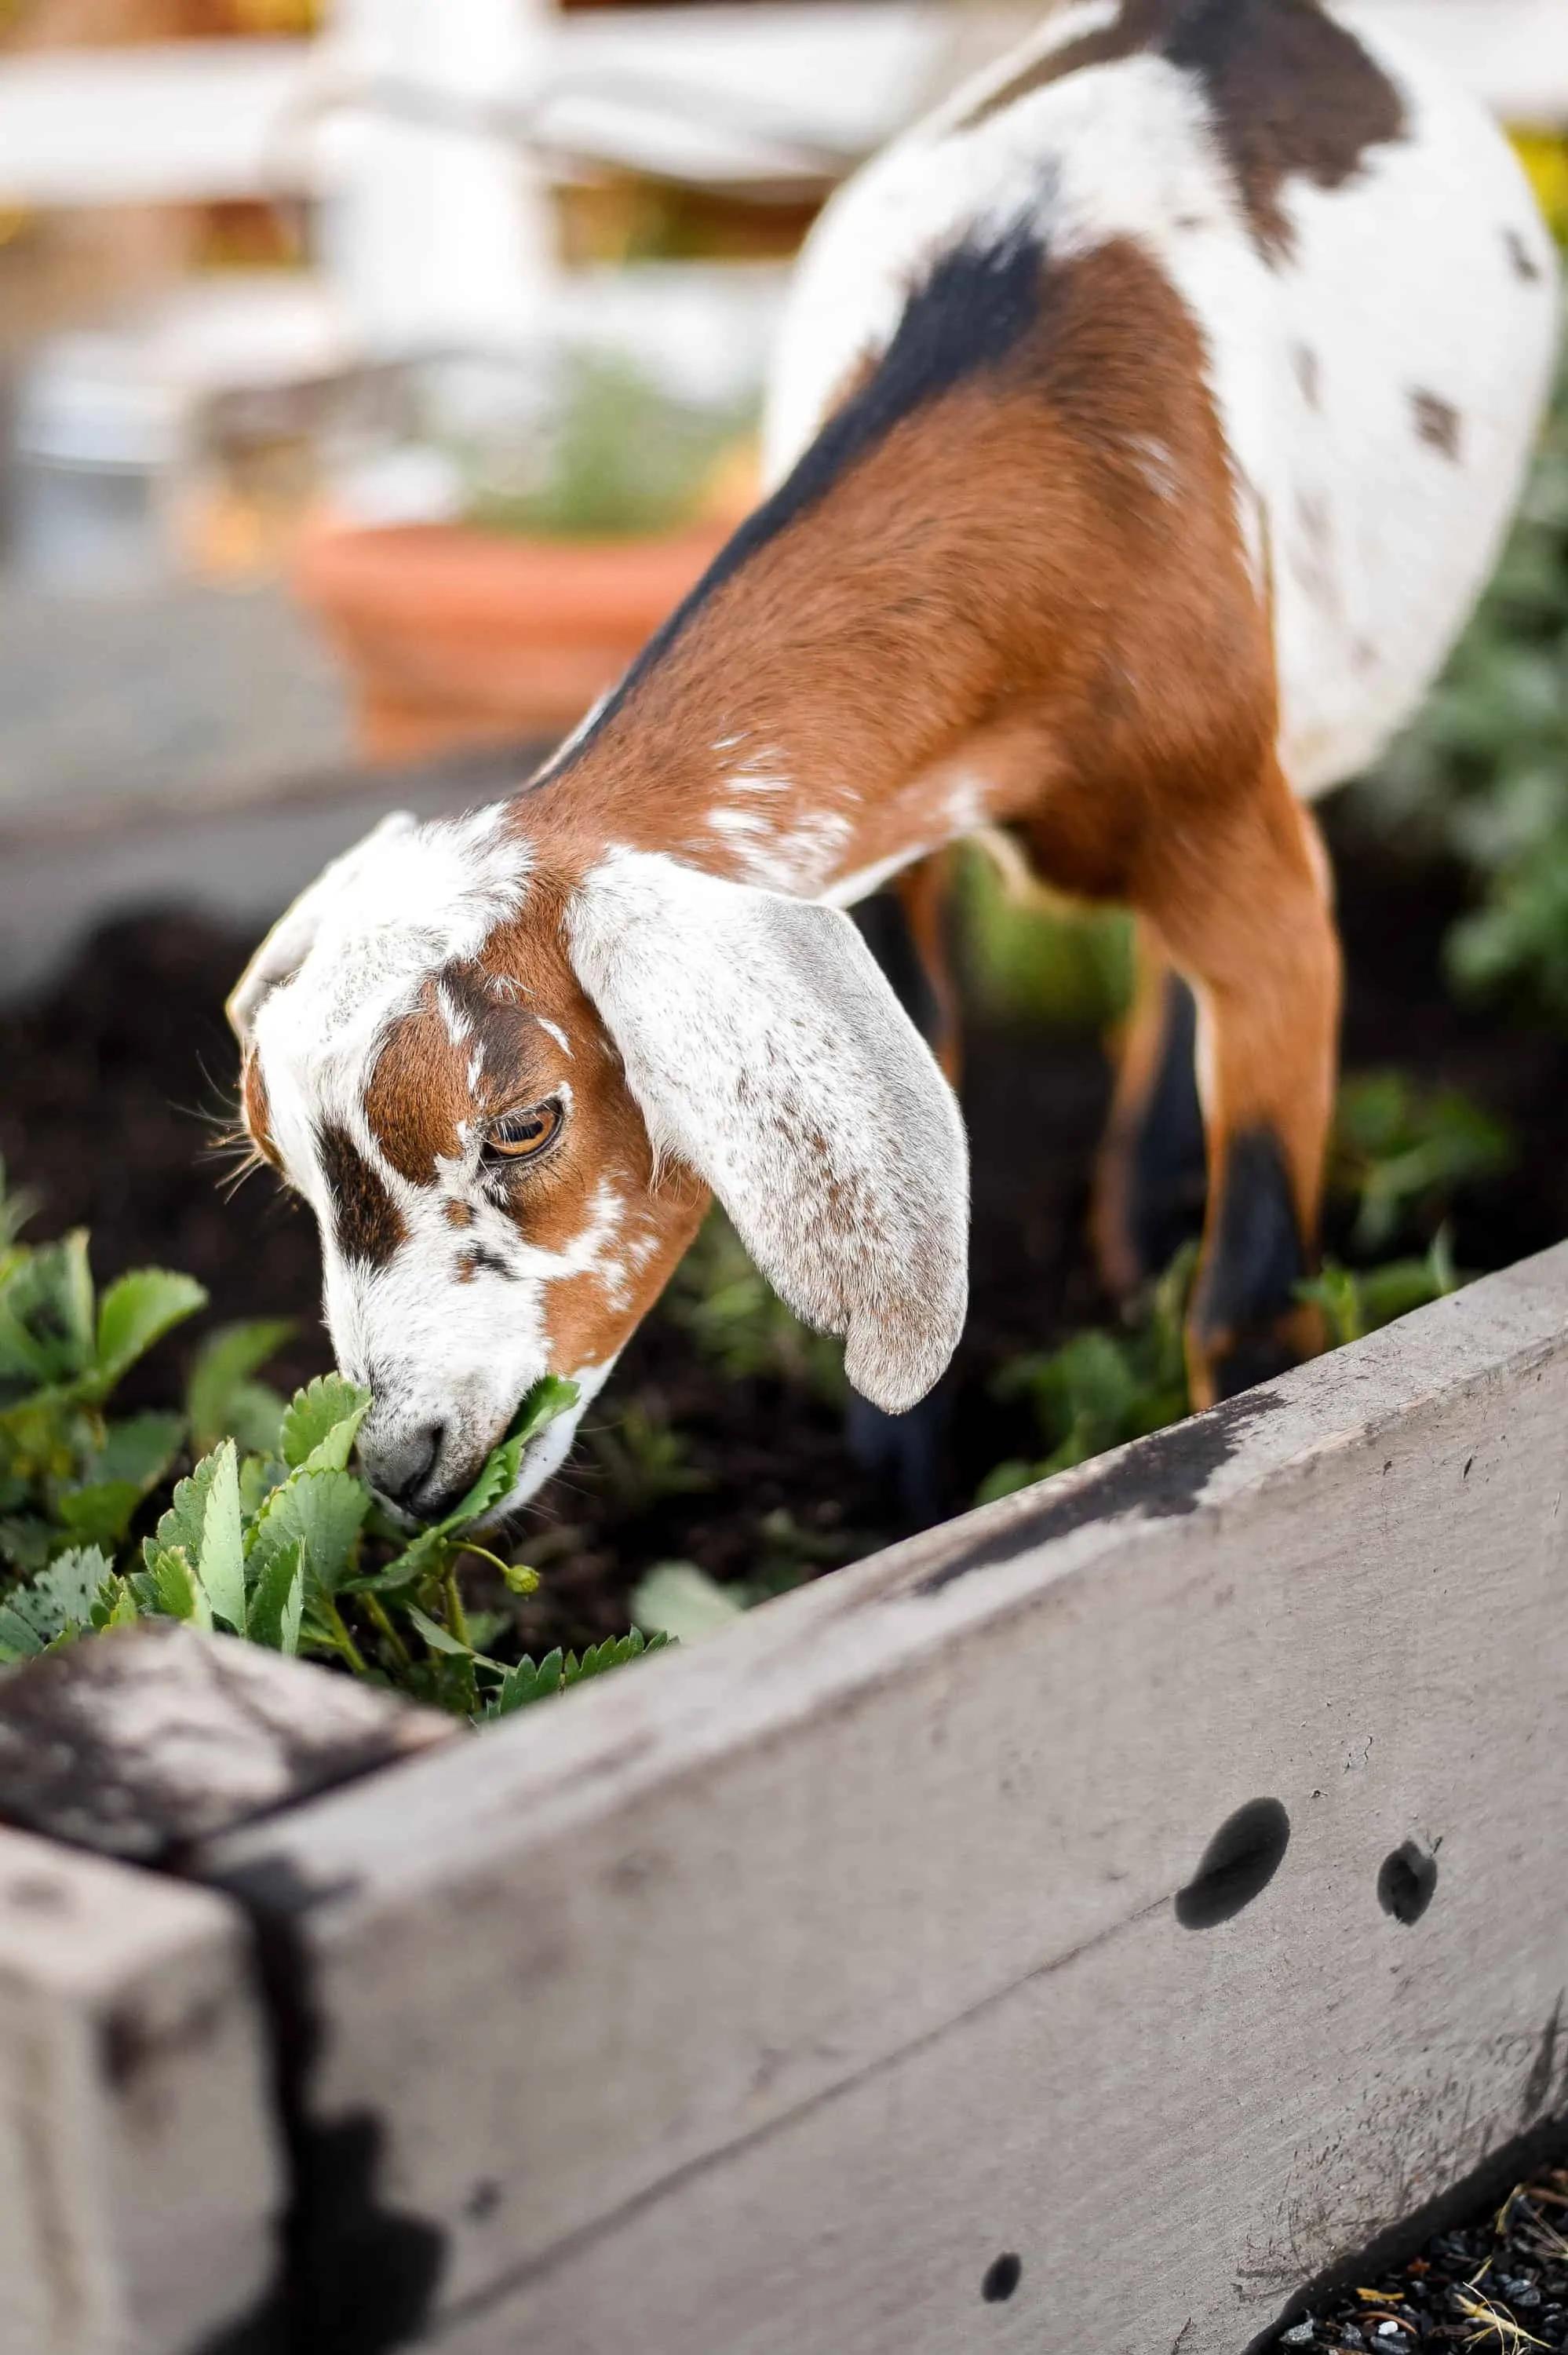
[93,1411,184,1492]
[147,1543,211,1629]
[406,1602,498,1662]
[91,1270,208,1397]
[0,1603,44,1662]
[145,1449,223,1574]
[441,1376,581,1535]
[252,1468,367,1598]
[186,1320,293,1455]
[195,1440,246,1634]
[55,1481,144,1550]
[248,1537,305,1654]
[279,1375,373,1473]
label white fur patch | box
[763,5,1559,799]
[567,848,968,1411]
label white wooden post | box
[0,1826,284,2355]
[318,0,557,361]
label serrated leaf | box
[440,1439,524,1536]
[0,1233,96,1387]
[239,1455,287,1517]
[186,1320,293,1455]
[252,1469,367,1598]
[3,1546,113,1645]
[93,1411,184,1492]
[147,1544,212,1629]
[147,1450,223,1572]
[440,1376,582,1536]
[489,1647,565,1715]
[195,1440,246,1634]
[91,1270,207,1396]
[248,1537,305,1654]
[0,1603,44,1662]
[279,1375,373,1473]
[90,1575,141,1634]
[507,1374,581,1451]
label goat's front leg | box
[1092,919,1208,1298]
[1136,766,1340,1408]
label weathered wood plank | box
[0,1621,454,1864]
[195,1245,1568,2353]
[0,1824,284,2355]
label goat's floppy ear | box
[227,812,418,1047]
[568,852,968,1413]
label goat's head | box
[228,805,968,1519]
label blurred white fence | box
[0,0,1560,366]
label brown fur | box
[364,984,469,1181]
[241,1056,281,1171]
[499,233,1340,1401]
[957,0,1406,261]
[264,230,1341,1402]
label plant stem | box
[320,1593,369,1676]
[455,1542,518,1579]
[363,1591,410,1668]
[443,1562,472,1651]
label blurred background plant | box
[461,349,755,542]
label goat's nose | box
[370,1423,445,1510]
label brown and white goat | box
[232,0,1558,1517]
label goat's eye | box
[486,1098,563,1162]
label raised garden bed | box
[0,789,1566,2351]
[2,1237,1566,2353]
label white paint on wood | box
[0,1825,283,2355]
[196,1245,1568,2353]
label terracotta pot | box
[293,517,732,763]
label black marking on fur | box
[1190,1125,1307,1400]
[317,1122,405,1269]
[197,1852,448,2355]
[1377,1839,1439,1927]
[1175,1797,1290,1929]
[560,225,1048,757]
[438,960,542,1107]
[961,0,1407,262]
[1505,227,1545,285]
[463,1244,514,1282]
[1411,388,1462,462]
[1128,973,1209,1280]
[910,1386,1284,1594]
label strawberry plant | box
[0,1167,666,1718]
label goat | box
[231,0,1559,1521]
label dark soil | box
[1264,2163,1568,2353]
[2,805,1566,1653]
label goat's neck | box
[520,413,1064,900]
